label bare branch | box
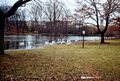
[5,0,31,18]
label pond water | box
[4,35,101,50]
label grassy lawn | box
[0,39,120,81]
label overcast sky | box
[0,0,77,13]
[0,0,106,14]
[0,0,108,24]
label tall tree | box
[76,0,120,43]
[0,0,31,55]
[30,0,43,34]
[31,0,70,36]
[43,0,67,37]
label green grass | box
[0,39,120,81]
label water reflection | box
[4,35,101,50]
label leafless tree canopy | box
[31,0,69,22]
[75,0,120,43]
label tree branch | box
[5,0,31,18]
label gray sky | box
[0,0,106,14]
[0,0,77,13]
[0,0,109,24]
[0,0,79,22]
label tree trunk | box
[0,12,5,55]
[100,33,105,43]
[0,0,31,55]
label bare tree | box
[43,0,67,37]
[30,0,43,34]
[18,10,27,34]
[29,0,70,36]
[76,0,120,43]
[0,0,31,55]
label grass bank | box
[0,39,120,81]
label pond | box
[4,35,101,50]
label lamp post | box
[82,30,85,48]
